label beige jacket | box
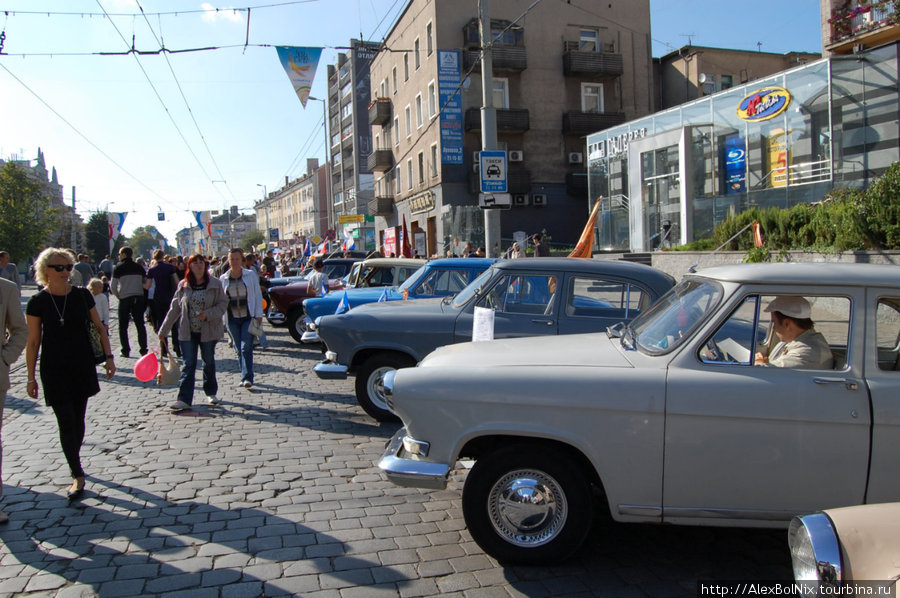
[159,277,228,343]
[0,279,27,393]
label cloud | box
[200,3,245,24]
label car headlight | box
[788,513,842,587]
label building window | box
[721,74,734,90]
[431,143,438,177]
[415,94,424,128]
[414,38,421,69]
[405,106,412,138]
[418,151,425,184]
[580,29,599,52]
[492,78,509,109]
[341,81,352,98]
[404,54,409,81]
[392,67,398,94]
[426,22,434,56]
[407,159,413,190]
[380,78,389,97]
[582,83,604,113]
[395,169,402,193]
[341,102,353,119]
[394,116,400,146]
[428,81,437,117]
[384,125,392,148]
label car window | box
[398,265,428,292]
[413,268,470,297]
[452,268,494,307]
[566,277,650,320]
[323,264,348,279]
[476,274,557,315]
[361,265,393,287]
[397,267,418,285]
[701,294,850,369]
[632,279,722,354]
[875,298,900,371]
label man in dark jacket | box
[532,233,550,257]
[110,246,150,357]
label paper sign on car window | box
[473,306,495,342]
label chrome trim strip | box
[378,428,449,490]
[617,505,662,517]
[301,330,321,343]
[664,507,796,521]
[313,361,349,380]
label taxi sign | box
[479,150,507,193]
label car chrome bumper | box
[313,361,349,380]
[378,428,450,489]
[301,330,320,343]
[267,309,285,323]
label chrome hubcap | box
[487,469,567,547]
[367,366,395,411]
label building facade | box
[176,208,257,257]
[821,0,900,55]
[326,39,381,249]
[586,43,900,252]
[254,160,328,251]
[367,0,654,257]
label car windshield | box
[629,278,723,355]
[398,264,428,292]
[451,267,494,308]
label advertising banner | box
[437,50,463,164]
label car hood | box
[346,296,447,316]
[417,331,632,370]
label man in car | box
[755,296,833,369]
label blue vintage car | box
[301,257,497,343]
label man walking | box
[0,277,27,523]
[0,252,20,294]
[110,246,150,357]
[73,254,94,287]
[532,233,550,257]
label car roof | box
[321,258,363,265]
[694,262,900,288]
[358,257,427,267]
[425,257,497,267]
[494,257,676,286]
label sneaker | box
[169,400,190,412]
[207,396,220,405]
[241,381,253,388]
[120,351,130,358]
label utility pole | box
[309,96,332,234]
[480,0,501,257]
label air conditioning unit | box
[568,152,583,164]
[473,163,480,173]
[513,193,529,206]
[473,150,481,163]
[509,150,524,162]
[532,193,548,206]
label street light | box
[256,183,268,247]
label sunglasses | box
[48,264,74,272]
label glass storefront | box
[587,43,899,251]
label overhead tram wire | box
[135,0,239,204]
[1,1,321,18]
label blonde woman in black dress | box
[25,248,115,501]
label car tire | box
[462,445,592,564]
[355,353,414,422]
[286,309,305,343]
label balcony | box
[367,149,394,173]
[562,45,623,78]
[368,196,394,217]
[826,3,899,52]
[566,172,588,196]
[563,111,626,134]
[464,107,530,133]
[368,98,392,126]
[463,46,527,72]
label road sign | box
[478,193,511,209]
[338,214,365,224]
[269,228,279,241]
[479,150,507,193]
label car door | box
[454,272,560,341]
[558,275,655,336]
[663,287,871,523]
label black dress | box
[26,287,101,405]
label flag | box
[275,46,323,108]
[108,212,127,254]
[317,240,329,255]
[342,231,355,252]
[400,214,413,258]
[567,198,602,258]
[378,288,388,302]
[320,281,328,297]
[303,239,312,257]
[752,221,764,248]
[194,210,213,242]
[335,291,350,314]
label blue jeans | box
[178,332,218,405]
[228,315,254,384]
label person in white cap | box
[755,296,833,369]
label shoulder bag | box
[79,290,107,365]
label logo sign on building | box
[438,51,463,164]
[479,151,507,193]
[736,86,791,122]
[338,214,365,224]
[269,228,279,241]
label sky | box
[0,0,824,244]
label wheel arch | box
[350,347,417,372]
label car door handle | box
[813,377,859,391]
[530,319,554,326]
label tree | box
[0,162,58,265]
[85,212,126,263]
[127,225,168,259]
[241,229,265,252]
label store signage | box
[737,86,791,122]
[589,127,647,159]
[410,191,435,215]
[338,214,365,223]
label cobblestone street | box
[0,286,792,597]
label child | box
[88,278,110,328]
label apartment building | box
[821,0,900,55]
[254,159,328,251]
[367,0,653,257]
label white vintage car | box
[378,263,900,564]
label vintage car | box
[315,258,675,421]
[789,503,900,592]
[378,263,900,563]
[302,257,495,344]
[267,257,363,339]
[263,274,309,325]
